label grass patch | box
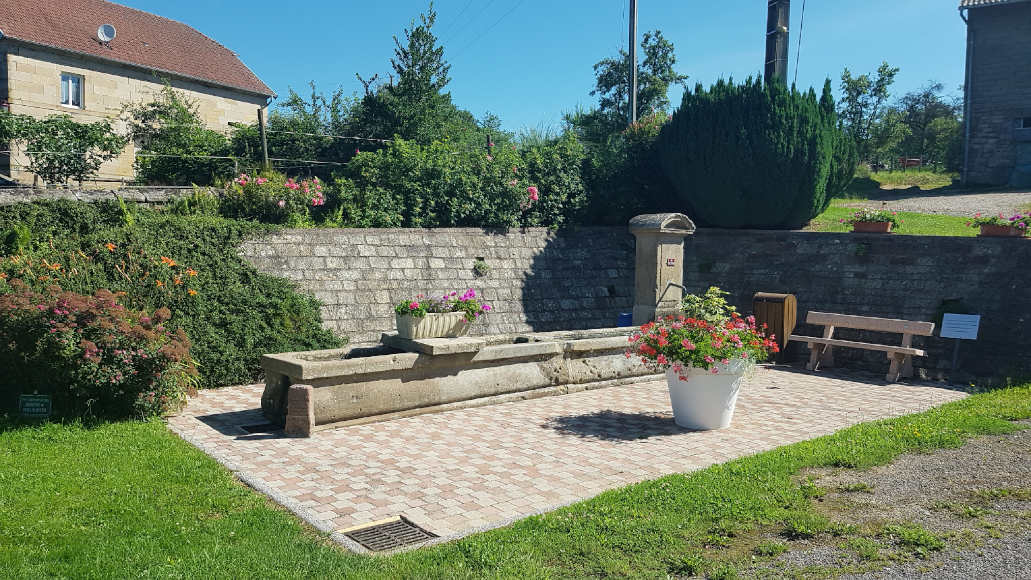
[883,524,946,558]
[2,385,1030,577]
[808,205,974,236]
[866,170,958,190]
[753,540,790,557]
[838,482,875,493]
[842,537,883,561]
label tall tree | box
[894,82,961,163]
[838,62,899,163]
[353,4,478,145]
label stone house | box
[0,0,274,186]
[959,0,1031,186]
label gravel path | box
[735,422,1031,579]
[842,189,1031,217]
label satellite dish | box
[97,24,117,44]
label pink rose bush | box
[223,172,326,225]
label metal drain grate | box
[344,517,436,552]
[239,423,282,434]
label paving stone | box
[167,367,965,544]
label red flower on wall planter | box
[966,212,1029,238]
[840,208,901,234]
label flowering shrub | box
[394,289,492,322]
[839,208,902,227]
[0,200,341,389]
[334,139,551,228]
[627,313,779,380]
[0,280,198,419]
[220,172,326,225]
[966,212,1030,233]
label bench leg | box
[819,345,835,368]
[886,353,904,383]
[808,345,822,371]
[901,355,914,378]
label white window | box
[60,73,83,108]
[1019,117,1031,129]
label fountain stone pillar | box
[629,213,697,326]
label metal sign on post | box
[940,313,981,370]
[19,394,52,419]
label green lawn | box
[842,169,958,198]
[3,384,1030,578]
[809,204,975,237]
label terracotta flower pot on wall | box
[979,224,1025,238]
[852,221,893,233]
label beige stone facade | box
[1,43,268,186]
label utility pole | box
[764,0,790,85]
[629,0,638,125]
[257,107,270,171]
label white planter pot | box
[395,312,471,339]
[664,360,749,430]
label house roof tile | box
[0,0,273,97]
[960,0,1031,8]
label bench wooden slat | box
[788,335,925,357]
[804,312,935,336]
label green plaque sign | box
[19,394,52,418]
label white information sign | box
[940,314,980,340]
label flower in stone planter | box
[394,289,492,322]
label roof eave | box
[1,36,276,99]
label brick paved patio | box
[166,367,965,551]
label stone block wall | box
[241,227,1031,379]
[239,228,637,344]
[684,230,1031,379]
[964,2,1031,185]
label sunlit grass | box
[809,205,974,236]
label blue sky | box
[122,0,968,132]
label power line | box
[451,0,528,58]
[439,0,500,49]
[438,0,476,38]
[793,0,808,86]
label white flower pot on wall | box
[395,312,471,339]
[664,360,749,430]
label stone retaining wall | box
[240,227,1031,379]
[0,186,197,206]
[239,228,636,343]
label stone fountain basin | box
[260,328,656,430]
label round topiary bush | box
[659,78,853,229]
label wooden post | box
[628,0,638,125]
[765,0,791,85]
[257,107,270,171]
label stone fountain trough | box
[260,328,656,433]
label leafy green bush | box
[0,282,197,419]
[659,78,850,228]
[333,139,546,228]
[0,201,341,388]
[220,172,326,226]
[125,85,234,186]
[516,132,588,227]
[0,110,126,185]
[579,111,682,225]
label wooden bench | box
[788,312,935,382]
